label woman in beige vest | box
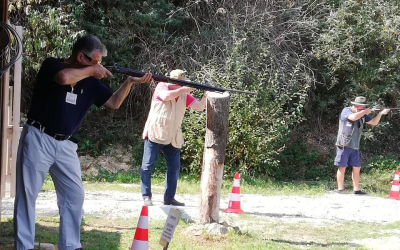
[141,69,208,206]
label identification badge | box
[345,121,352,127]
[66,92,77,105]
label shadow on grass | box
[246,211,314,219]
[0,218,123,250]
[270,239,362,248]
[159,206,195,223]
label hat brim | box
[351,102,368,106]
[169,76,190,81]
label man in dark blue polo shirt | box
[14,34,152,250]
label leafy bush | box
[313,0,400,109]
[9,0,330,178]
[180,0,329,177]
[308,0,400,175]
[277,140,336,181]
[363,155,400,173]
[10,0,400,181]
[9,0,84,111]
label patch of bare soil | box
[79,145,133,176]
[3,190,400,224]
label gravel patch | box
[3,190,400,250]
[352,236,400,250]
[2,190,400,225]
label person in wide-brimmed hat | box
[350,96,368,106]
[334,96,390,195]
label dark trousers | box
[140,139,181,201]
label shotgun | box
[106,64,257,95]
[372,108,400,111]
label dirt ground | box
[3,147,400,249]
[3,187,400,250]
[4,187,400,223]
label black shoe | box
[164,198,185,206]
[353,190,367,195]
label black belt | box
[27,119,78,143]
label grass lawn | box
[2,213,397,250]
[40,170,392,198]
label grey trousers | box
[14,125,84,250]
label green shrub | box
[363,155,400,173]
[309,0,400,177]
[9,0,84,111]
[12,0,400,182]
[277,140,336,181]
[181,0,329,177]
[313,0,400,109]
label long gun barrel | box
[106,64,257,95]
[372,107,400,111]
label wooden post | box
[1,59,10,198]
[0,0,10,229]
[199,92,230,224]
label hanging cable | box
[0,21,22,76]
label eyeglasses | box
[81,52,102,65]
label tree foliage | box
[8,0,400,180]
[179,0,327,177]
[313,0,400,107]
[9,0,83,108]
[311,0,400,161]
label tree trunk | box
[199,92,230,224]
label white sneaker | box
[144,198,153,206]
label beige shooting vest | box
[143,92,187,149]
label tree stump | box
[199,92,230,224]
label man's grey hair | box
[72,34,107,57]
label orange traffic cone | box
[388,170,400,200]
[224,172,245,214]
[131,206,149,250]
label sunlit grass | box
[41,172,330,196]
[3,214,396,249]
